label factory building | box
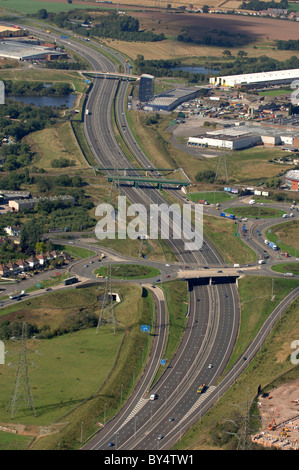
[284,170,299,191]
[209,69,299,89]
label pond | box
[10,94,77,108]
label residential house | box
[26,256,39,269]
[36,254,48,266]
[0,264,10,277]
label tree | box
[36,8,48,19]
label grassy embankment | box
[0,283,155,450]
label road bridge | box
[106,175,191,189]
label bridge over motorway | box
[176,267,255,283]
[106,175,191,189]
[82,70,140,80]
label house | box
[6,261,20,274]
[0,264,10,277]
[15,259,29,272]
[26,256,39,269]
[36,254,48,266]
[4,226,21,237]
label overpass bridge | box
[82,70,140,80]
[177,268,246,285]
[106,175,191,190]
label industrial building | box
[0,25,26,38]
[284,170,299,191]
[0,40,67,61]
[139,74,154,102]
[145,87,200,112]
[209,69,299,89]
[9,195,75,212]
[187,122,299,150]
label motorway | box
[5,18,299,451]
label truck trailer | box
[269,241,278,251]
[220,212,236,220]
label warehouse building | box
[146,87,200,112]
[0,40,66,61]
[0,25,26,38]
[9,195,75,212]
[284,170,299,191]
[209,69,299,89]
[187,123,299,150]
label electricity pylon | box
[214,151,229,184]
[7,322,36,419]
[96,264,118,335]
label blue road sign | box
[141,325,150,332]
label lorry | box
[9,290,26,300]
[269,241,277,251]
[220,212,236,220]
[197,383,207,394]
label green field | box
[271,263,299,275]
[0,0,98,14]
[95,263,160,279]
[187,191,236,204]
[224,206,286,219]
[0,283,153,447]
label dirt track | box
[253,380,299,450]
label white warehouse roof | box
[210,69,299,87]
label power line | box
[7,322,36,419]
